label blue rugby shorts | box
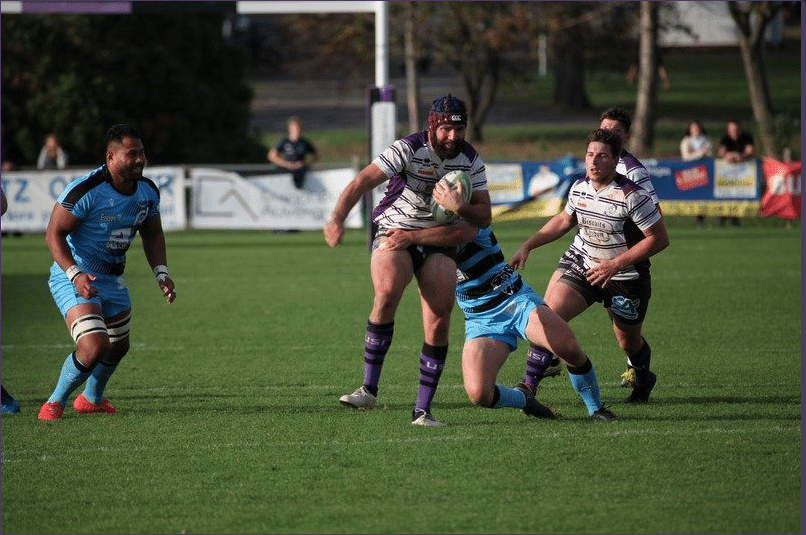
[48,262,131,319]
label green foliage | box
[1,14,266,166]
[0,220,801,533]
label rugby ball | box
[431,170,473,224]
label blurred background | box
[1,0,801,169]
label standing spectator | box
[680,120,712,161]
[511,129,670,404]
[267,116,318,189]
[1,187,22,414]
[37,133,69,170]
[37,124,177,421]
[324,94,492,426]
[717,120,753,226]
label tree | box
[629,1,660,154]
[1,13,264,166]
[411,2,543,141]
[726,1,784,158]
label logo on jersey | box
[611,296,640,320]
[107,228,133,250]
[578,214,613,232]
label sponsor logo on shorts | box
[611,295,640,320]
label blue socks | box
[567,359,602,416]
[83,361,118,404]
[491,385,527,409]
[47,353,93,406]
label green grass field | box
[0,217,801,534]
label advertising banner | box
[1,166,187,233]
[190,167,361,230]
[761,158,801,219]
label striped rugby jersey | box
[371,131,487,231]
[564,173,661,281]
[455,226,522,314]
[56,165,161,276]
[617,150,659,205]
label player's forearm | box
[614,224,670,268]
[142,232,168,270]
[330,165,383,224]
[407,223,476,247]
[457,202,491,228]
[524,214,572,251]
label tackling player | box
[324,94,492,426]
[38,124,176,420]
[382,219,617,422]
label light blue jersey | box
[56,165,160,276]
[456,226,545,350]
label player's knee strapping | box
[70,314,107,343]
[106,313,131,343]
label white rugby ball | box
[431,170,473,224]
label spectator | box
[267,116,318,189]
[37,133,69,170]
[680,120,712,161]
[717,120,754,226]
[718,120,754,163]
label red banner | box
[761,158,801,219]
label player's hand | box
[323,220,344,247]
[586,258,619,288]
[158,276,177,304]
[432,179,464,214]
[380,228,412,251]
[509,247,531,270]
[73,273,99,299]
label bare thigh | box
[369,248,415,324]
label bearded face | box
[430,124,466,160]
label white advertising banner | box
[485,163,525,204]
[0,166,187,233]
[713,159,758,199]
[190,167,361,230]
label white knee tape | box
[70,314,107,343]
[106,313,131,343]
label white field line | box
[2,425,800,464]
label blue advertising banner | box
[488,157,762,221]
